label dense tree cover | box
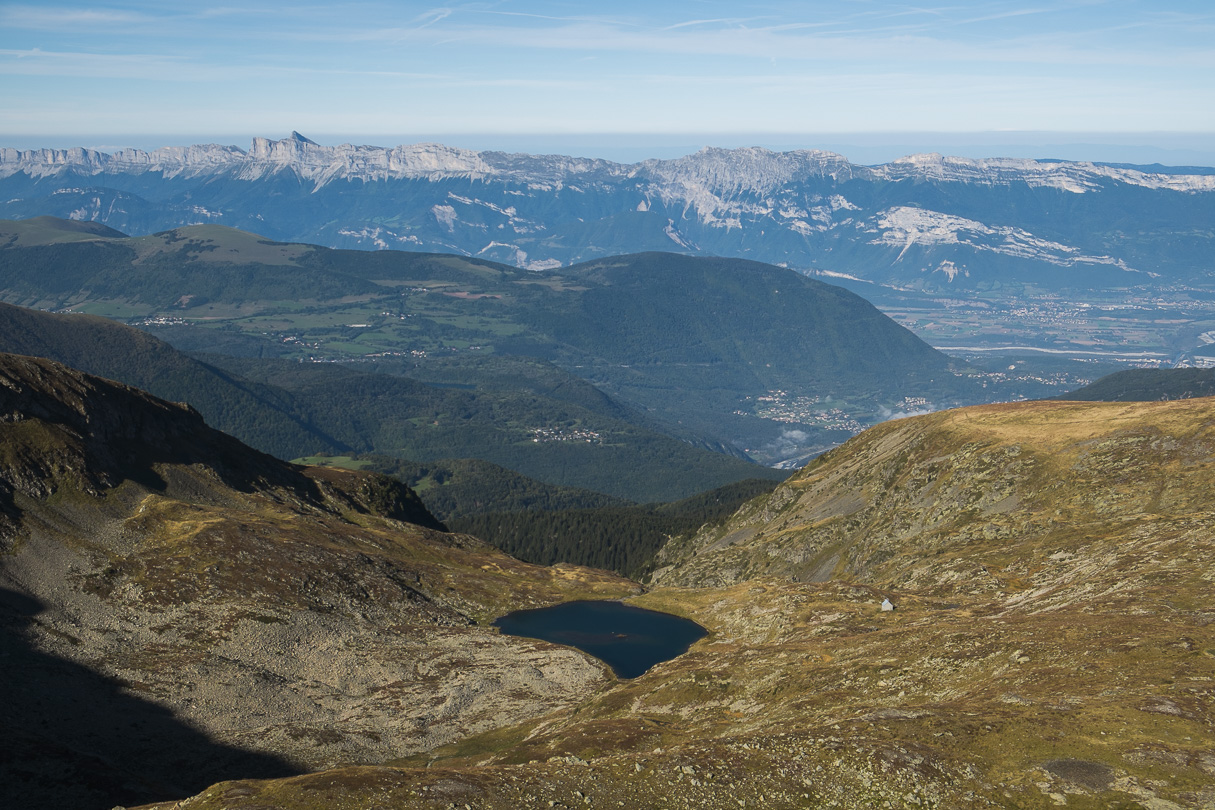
[1057,368,1215,402]
[205,355,781,503]
[448,477,783,578]
[372,354,640,425]
[361,455,626,519]
[550,253,948,380]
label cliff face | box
[3,134,1212,289]
[6,134,1214,192]
[0,353,635,809]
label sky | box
[2,1,1214,164]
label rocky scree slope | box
[144,397,1215,810]
[0,353,635,810]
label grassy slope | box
[161,398,1215,810]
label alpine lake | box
[493,600,708,679]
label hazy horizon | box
[4,130,1215,168]
[3,2,1212,161]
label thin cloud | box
[0,4,155,28]
[414,7,454,27]
[663,17,778,30]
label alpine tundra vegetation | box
[1,352,1212,809]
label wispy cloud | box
[0,48,204,79]
[0,4,156,29]
[2,0,1212,137]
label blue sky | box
[2,1,1214,162]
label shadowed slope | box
[0,586,297,810]
[0,353,636,809]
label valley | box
[1,364,1199,810]
[866,284,1215,366]
[0,136,1212,810]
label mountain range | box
[3,132,1212,296]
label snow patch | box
[934,260,966,282]
[829,195,859,211]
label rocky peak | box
[640,146,857,196]
[5,134,1215,194]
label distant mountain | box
[1057,367,1215,402]
[3,133,1213,295]
[0,219,974,465]
[0,352,635,809]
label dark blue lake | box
[493,600,708,679]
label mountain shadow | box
[0,586,299,810]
